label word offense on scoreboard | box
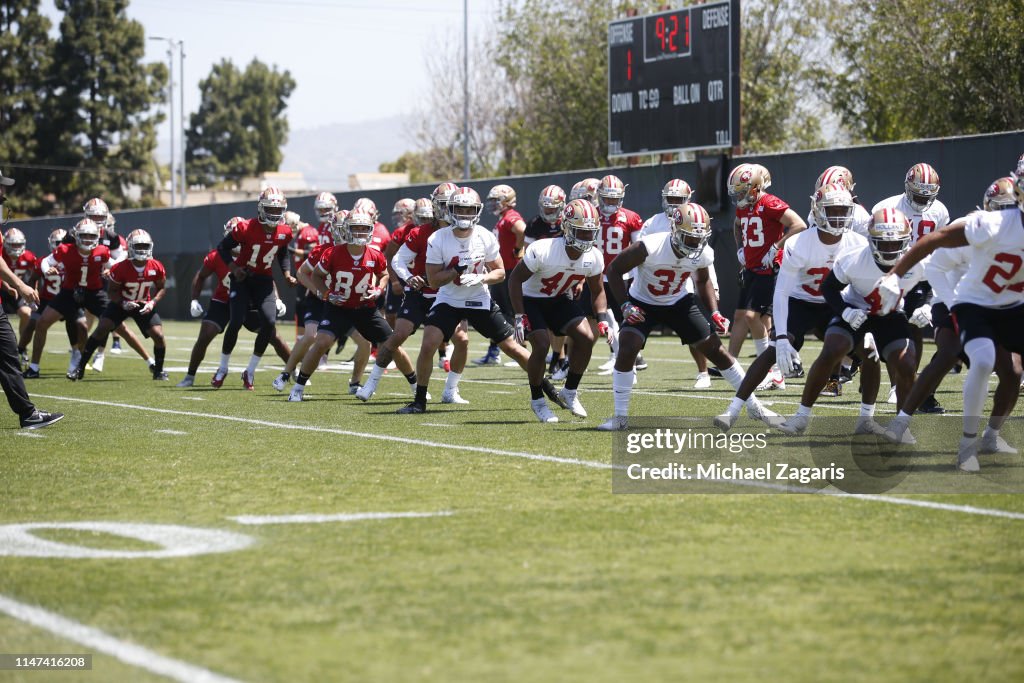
[608,0,740,157]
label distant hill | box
[280,115,415,193]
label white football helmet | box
[561,199,601,252]
[83,197,110,230]
[868,207,913,266]
[538,185,566,225]
[904,163,940,212]
[669,203,711,259]
[811,183,855,235]
[314,192,338,225]
[596,174,626,217]
[661,179,693,217]
[257,187,287,228]
[73,218,101,249]
[2,227,26,258]
[127,229,154,261]
[48,228,68,253]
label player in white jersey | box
[805,166,872,237]
[716,184,868,431]
[397,186,565,416]
[597,203,776,431]
[508,199,614,422]
[878,169,1024,471]
[778,207,925,437]
[872,162,951,413]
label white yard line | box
[229,511,453,525]
[32,394,1024,521]
[0,594,244,683]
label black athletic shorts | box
[951,302,1024,355]
[903,281,932,317]
[579,278,618,321]
[50,287,108,319]
[297,293,323,327]
[826,310,913,358]
[204,299,262,333]
[397,290,436,332]
[736,269,775,315]
[773,298,833,351]
[384,286,404,314]
[622,294,712,347]
[99,302,161,337]
[522,295,586,336]
[425,301,513,343]
[318,304,393,345]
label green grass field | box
[1,320,1022,682]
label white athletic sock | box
[962,337,996,437]
[727,396,745,417]
[796,404,813,418]
[753,336,770,357]
[860,403,875,418]
[562,388,577,402]
[147,358,155,368]
[219,353,231,372]
[720,362,745,391]
[612,369,635,416]
[897,410,911,419]
[246,354,260,375]
[445,371,462,393]
[983,425,999,440]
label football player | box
[358,184,470,404]
[20,229,79,365]
[508,198,614,422]
[215,187,297,390]
[474,184,527,366]
[382,199,430,329]
[524,185,569,377]
[392,198,415,231]
[395,186,565,416]
[716,183,868,431]
[69,230,168,380]
[1,228,36,356]
[598,204,775,431]
[878,167,1024,471]
[287,210,415,402]
[872,163,950,412]
[287,211,321,336]
[728,163,807,389]
[777,208,924,437]
[178,217,291,388]
[314,192,339,246]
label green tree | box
[186,59,296,187]
[0,0,53,215]
[45,0,166,212]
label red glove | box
[711,310,730,335]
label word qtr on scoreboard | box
[608,0,740,157]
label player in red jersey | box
[25,218,111,377]
[392,198,415,232]
[69,230,169,380]
[383,198,430,329]
[287,211,321,335]
[313,192,338,246]
[215,187,297,390]
[20,229,79,363]
[287,211,416,401]
[177,217,292,388]
[474,184,527,365]
[728,162,806,385]
[1,228,37,354]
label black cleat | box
[397,402,426,414]
[22,367,40,379]
[541,379,569,409]
[20,410,64,429]
[634,354,648,371]
[66,366,84,381]
[919,395,946,414]
[152,370,169,381]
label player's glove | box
[775,337,802,378]
[597,311,618,348]
[841,307,868,331]
[711,310,730,335]
[909,303,932,328]
[121,300,141,312]
[327,292,346,306]
[275,298,287,318]
[863,332,880,362]
[139,301,155,316]
[406,275,426,291]
[736,247,745,266]
[621,301,646,325]
[189,299,204,318]
[457,273,485,287]
[760,244,780,270]
[514,314,530,345]
[361,286,382,301]
[874,273,902,314]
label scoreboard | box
[607,0,740,157]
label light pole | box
[150,36,185,207]
[463,0,469,180]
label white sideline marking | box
[155,429,187,435]
[0,594,245,683]
[16,432,44,438]
[180,397,206,401]
[487,390,514,395]
[32,394,1024,521]
[421,423,451,428]
[230,511,453,525]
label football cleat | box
[747,400,786,428]
[882,416,917,445]
[20,410,64,430]
[531,398,559,423]
[634,354,648,371]
[784,362,805,379]
[979,432,1018,455]
[22,367,40,379]
[957,436,980,473]
[272,372,289,392]
[598,354,615,371]
[778,414,809,435]
[439,358,451,372]
[541,379,569,409]
[713,411,739,432]
[472,348,501,366]
[854,418,887,436]
[397,401,426,414]
[355,382,376,402]
[66,365,84,381]
[211,368,228,388]
[918,395,946,414]
[89,351,104,373]
[287,385,305,402]
[348,381,361,395]
[820,378,842,397]
[550,359,569,381]
[67,349,82,376]
[176,376,195,388]
[693,372,712,389]
[557,389,587,418]
[241,371,255,390]
[152,370,169,381]
[886,385,897,404]
[110,339,123,354]
[441,388,469,404]
[597,415,629,431]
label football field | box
[1,320,1022,682]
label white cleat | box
[67,349,82,375]
[531,398,559,423]
[272,373,288,392]
[882,416,911,444]
[598,355,615,371]
[175,376,194,388]
[713,411,739,432]
[854,418,888,436]
[90,351,105,373]
[886,384,897,404]
[778,414,809,435]
[958,436,980,472]
[597,415,629,431]
[355,383,375,401]
[979,433,1018,455]
[557,388,587,418]
[693,372,712,389]
[551,363,569,382]
[287,385,305,402]
[441,388,469,404]
[747,400,786,428]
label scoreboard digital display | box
[608,0,740,157]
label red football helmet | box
[353,197,380,223]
